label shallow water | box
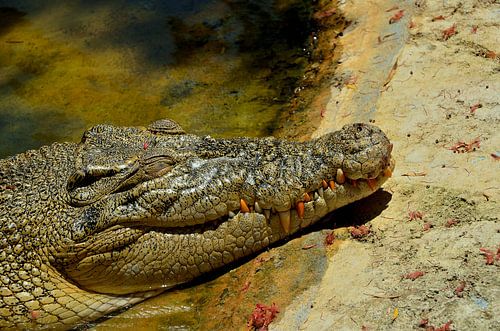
[0,0,314,158]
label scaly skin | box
[0,120,394,330]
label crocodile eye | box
[66,169,118,206]
[66,160,139,206]
[67,170,107,191]
[67,170,85,191]
[143,158,175,177]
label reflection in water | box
[0,0,314,158]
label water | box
[0,0,314,158]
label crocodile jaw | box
[58,122,394,294]
[62,158,394,295]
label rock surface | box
[274,0,499,330]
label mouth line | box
[239,164,392,233]
[120,159,394,237]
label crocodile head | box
[57,120,394,295]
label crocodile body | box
[0,120,394,329]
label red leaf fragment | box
[480,248,494,265]
[431,15,446,22]
[320,107,326,118]
[442,24,457,40]
[491,153,500,160]
[418,318,429,327]
[454,281,466,297]
[143,142,149,150]
[445,219,458,227]
[469,103,482,114]
[448,137,480,153]
[29,310,41,320]
[486,51,497,59]
[241,281,251,293]
[471,25,478,34]
[403,271,425,280]
[350,225,370,238]
[247,303,279,331]
[420,320,452,331]
[436,320,453,331]
[408,210,424,221]
[324,231,335,246]
[313,8,336,20]
[423,223,432,231]
[389,10,405,24]
[408,20,416,29]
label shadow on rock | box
[320,188,393,230]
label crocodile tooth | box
[228,211,236,218]
[367,178,377,191]
[318,187,324,197]
[336,168,345,184]
[303,192,311,202]
[264,209,271,220]
[296,202,305,218]
[314,192,319,200]
[384,167,392,177]
[254,202,262,213]
[240,199,250,213]
[322,180,328,189]
[329,180,335,190]
[279,211,291,233]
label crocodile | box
[0,119,394,330]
